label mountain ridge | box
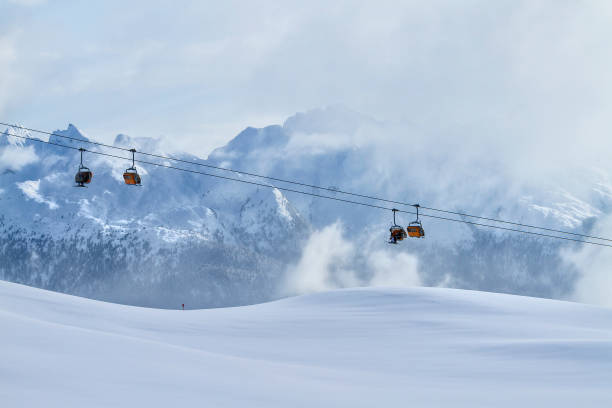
[1,106,609,307]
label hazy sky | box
[2,0,612,157]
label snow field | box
[1,281,611,407]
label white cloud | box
[1,1,612,160]
[284,222,420,295]
[284,222,357,294]
[367,250,420,288]
[0,145,37,172]
[16,179,58,210]
[566,214,612,307]
[0,35,18,114]
[8,0,46,5]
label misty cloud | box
[1,1,612,161]
[0,145,37,172]
[16,179,58,210]
[566,214,612,307]
[284,222,420,296]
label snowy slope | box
[1,280,611,407]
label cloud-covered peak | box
[209,125,287,161]
[283,105,378,136]
[209,106,378,162]
[227,125,286,150]
[113,133,161,153]
[113,133,131,147]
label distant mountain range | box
[1,106,607,307]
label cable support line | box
[7,132,612,249]
[417,205,612,243]
[7,133,395,211]
[0,121,133,153]
[4,122,612,243]
[415,212,612,248]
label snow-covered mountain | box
[0,123,308,308]
[2,106,611,307]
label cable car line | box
[0,122,133,153]
[6,131,612,249]
[3,121,611,243]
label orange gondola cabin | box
[389,225,407,243]
[123,148,142,186]
[407,222,425,238]
[123,168,141,185]
[407,204,425,238]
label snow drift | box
[1,280,611,407]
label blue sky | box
[2,1,612,158]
